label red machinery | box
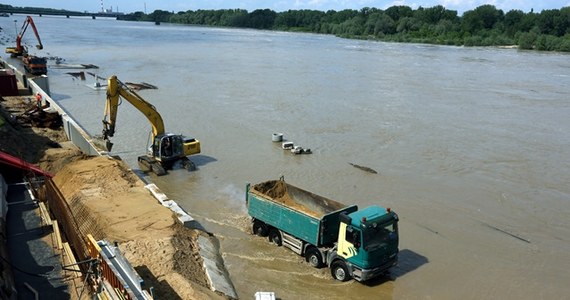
[6,16,47,75]
[5,16,44,57]
[22,55,47,75]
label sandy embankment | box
[1,95,227,299]
[48,155,224,299]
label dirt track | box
[0,95,226,299]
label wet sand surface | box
[2,16,569,299]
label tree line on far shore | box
[2,3,569,52]
[120,5,570,52]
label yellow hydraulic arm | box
[102,75,165,145]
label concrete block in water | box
[144,183,169,203]
[198,235,238,299]
[255,292,276,300]
[161,200,199,228]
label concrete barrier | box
[144,184,237,298]
[1,58,103,156]
[198,235,238,299]
[143,183,169,203]
[27,79,103,156]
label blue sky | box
[4,0,569,15]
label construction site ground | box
[0,92,228,299]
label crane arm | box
[102,75,165,148]
[16,16,43,53]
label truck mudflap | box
[351,255,398,282]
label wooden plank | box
[52,220,63,250]
[114,288,127,300]
[63,242,81,276]
[38,201,53,226]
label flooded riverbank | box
[2,15,569,299]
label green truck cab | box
[246,178,399,282]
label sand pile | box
[252,179,319,217]
[51,156,173,241]
[48,154,225,299]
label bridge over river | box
[1,9,123,19]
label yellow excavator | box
[102,75,201,176]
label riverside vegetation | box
[3,3,569,51]
[122,5,570,52]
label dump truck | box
[246,177,399,282]
[23,55,47,75]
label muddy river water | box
[2,15,569,299]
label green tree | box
[327,9,358,24]
[385,5,413,22]
[462,5,503,34]
[535,34,561,50]
[414,5,457,24]
[517,31,537,49]
[221,9,248,27]
[519,11,538,32]
[559,34,570,51]
[148,9,172,22]
[396,17,421,33]
[504,10,524,36]
[538,9,570,36]
[375,13,396,36]
[247,9,277,29]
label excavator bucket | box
[106,140,114,152]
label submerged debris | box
[125,82,158,90]
[66,71,86,80]
[291,146,311,155]
[281,142,311,154]
[482,223,531,244]
[52,63,99,69]
[282,142,294,150]
[82,73,157,91]
[86,72,106,81]
[349,163,378,174]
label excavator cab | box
[145,134,197,173]
[154,134,184,161]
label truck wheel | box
[305,248,324,268]
[331,261,351,282]
[268,229,282,246]
[252,221,268,237]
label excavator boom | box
[102,75,165,147]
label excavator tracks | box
[137,155,166,176]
